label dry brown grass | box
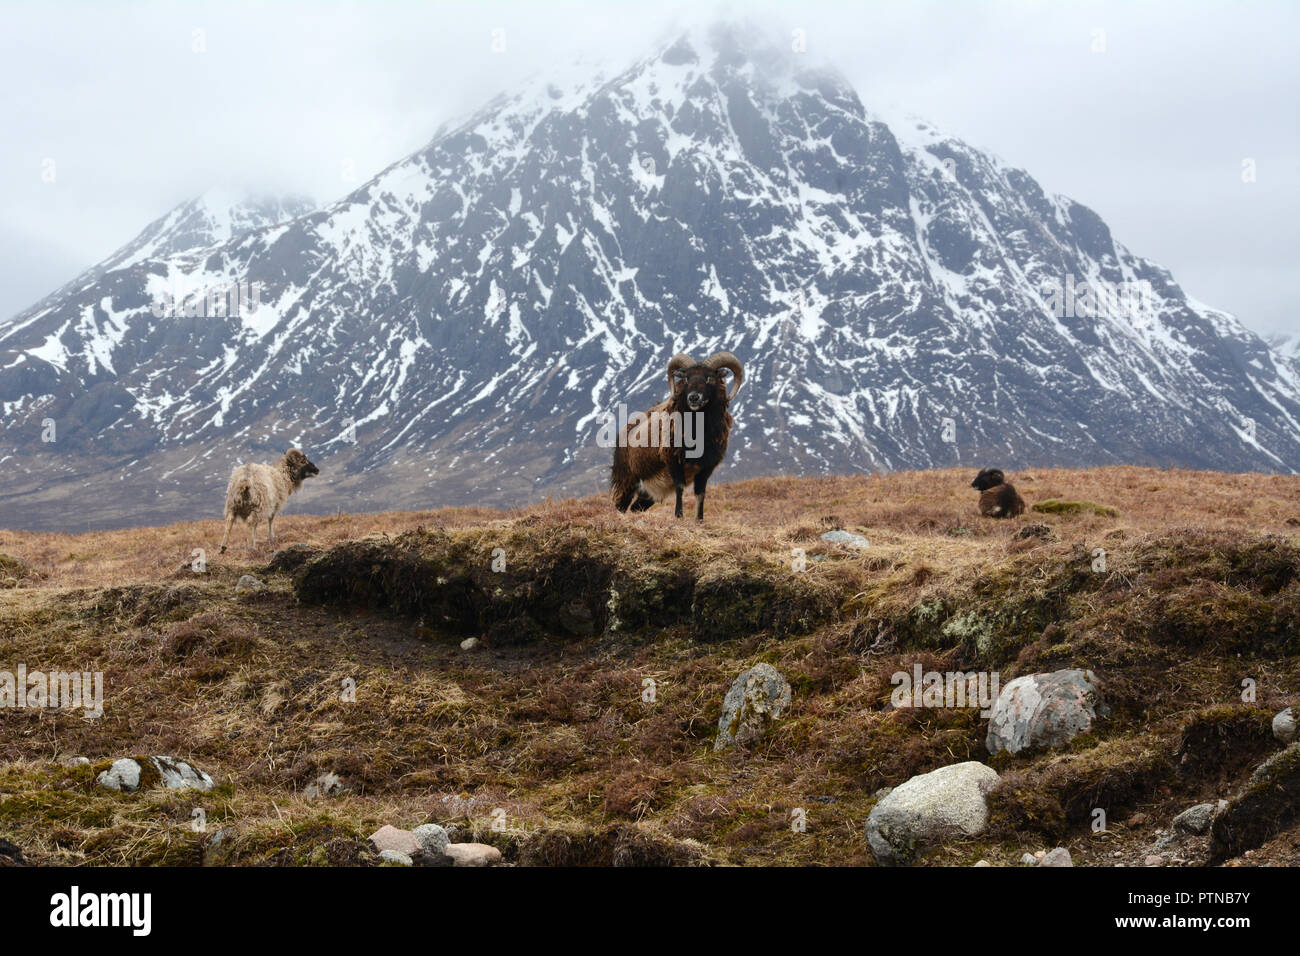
[0,466,1297,867]
[4,466,1295,590]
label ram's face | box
[971,468,1004,491]
[672,366,719,412]
[285,449,320,481]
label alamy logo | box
[151,279,263,319]
[49,886,151,936]
[1040,274,1156,320]
[0,666,102,718]
[890,663,1001,718]
[595,404,705,459]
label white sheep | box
[218,449,319,553]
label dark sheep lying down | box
[971,467,1026,518]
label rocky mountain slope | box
[2,22,1297,531]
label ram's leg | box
[694,471,712,522]
[219,515,235,554]
[249,522,257,550]
[267,515,275,544]
[669,460,686,519]
[629,491,655,512]
[615,486,637,512]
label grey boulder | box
[1172,803,1218,836]
[986,668,1103,755]
[715,663,792,751]
[414,823,451,856]
[821,530,870,548]
[1274,707,1296,745]
[96,756,214,793]
[865,761,1000,865]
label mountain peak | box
[1,33,1297,529]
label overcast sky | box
[2,0,1296,337]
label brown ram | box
[610,351,743,521]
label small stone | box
[368,825,420,856]
[58,756,90,767]
[378,849,413,866]
[1033,849,1046,860]
[303,772,346,799]
[97,758,142,792]
[973,859,991,867]
[1040,847,1073,867]
[443,842,503,867]
[460,637,479,651]
[820,530,870,548]
[1274,707,1296,745]
[1021,853,1037,865]
[235,574,265,594]
[413,823,450,856]
[1144,854,1164,867]
[1127,812,1148,826]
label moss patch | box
[1032,499,1120,517]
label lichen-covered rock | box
[235,575,265,594]
[985,668,1103,755]
[865,761,1000,865]
[413,823,451,856]
[1171,802,1217,836]
[95,756,214,793]
[1274,706,1296,745]
[1209,742,1300,861]
[378,849,413,866]
[714,663,792,751]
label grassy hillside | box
[1,466,1297,866]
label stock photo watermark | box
[595,403,706,458]
[890,663,1000,718]
[0,665,103,718]
[151,279,264,319]
[1039,274,1156,320]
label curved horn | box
[704,351,744,400]
[666,352,695,389]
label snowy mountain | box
[1268,333,1300,374]
[2,22,1298,530]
